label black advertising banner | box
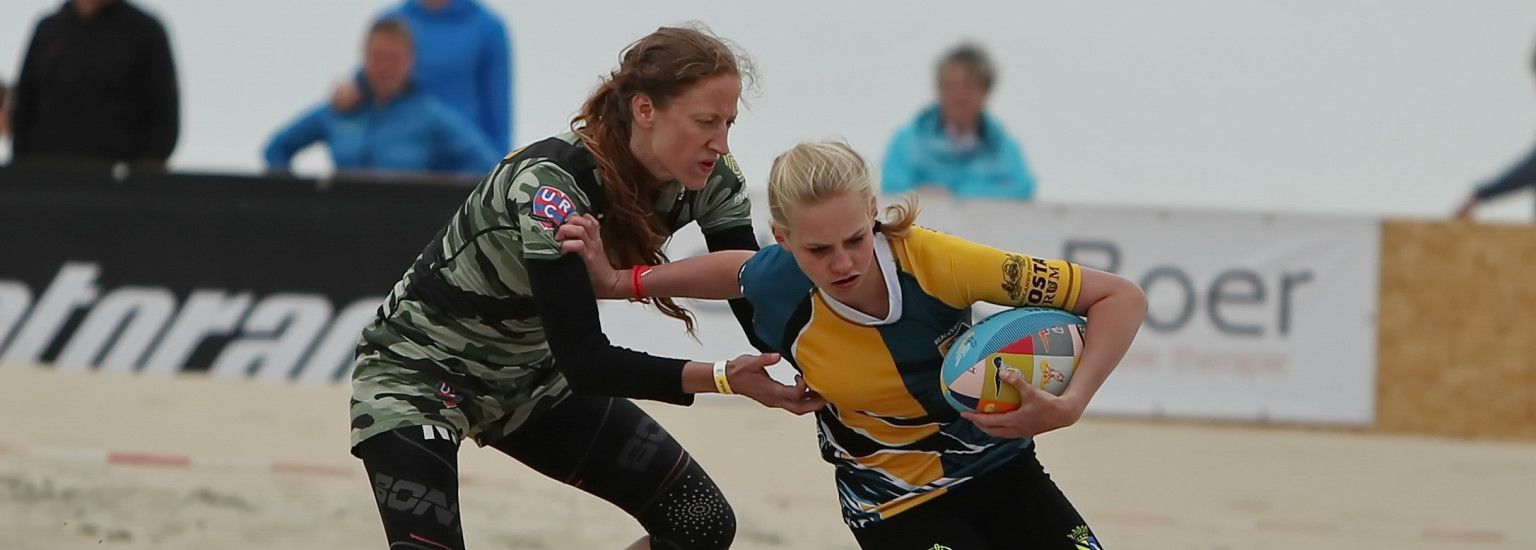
[0,167,470,383]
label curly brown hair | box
[570,24,755,333]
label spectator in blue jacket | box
[264,19,500,178]
[332,0,512,152]
[882,43,1036,200]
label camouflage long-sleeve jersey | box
[349,133,755,448]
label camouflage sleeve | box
[511,162,597,261]
[693,153,753,234]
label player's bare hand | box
[960,367,1084,439]
[556,214,601,256]
[726,353,826,415]
[556,215,624,298]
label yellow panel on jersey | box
[740,225,1086,528]
[798,296,927,445]
[896,226,1082,312]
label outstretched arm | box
[262,106,328,172]
[557,214,751,300]
[561,214,776,353]
[1459,146,1536,219]
[512,170,820,414]
[527,253,815,414]
[703,224,774,353]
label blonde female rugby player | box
[559,141,1145,549]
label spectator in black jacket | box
[10,0,179,170]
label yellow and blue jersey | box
[739,226,1082,528]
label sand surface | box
[4,365,1534,549]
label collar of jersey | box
[819,232,902,326]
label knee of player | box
[646,476,737,550]
[704,500,738,548]
[665,500,736,550]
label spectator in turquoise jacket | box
[265,19,500,178]
[882,43,1036,200]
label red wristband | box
[631,265,652,300]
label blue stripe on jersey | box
[875,270,968,421]
[740,244,812,354]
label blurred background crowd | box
[4,0,1536,220]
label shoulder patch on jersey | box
[741,245,808,299]
[531,185,577,230]
[722,154,746,185]
[1001,253,1026,303]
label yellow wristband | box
[712,360,733,395]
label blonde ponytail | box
[877,194,920,239]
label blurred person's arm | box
[999,133,1036,200]
[262,106,329,172]
[479,18,512,152]
[136,17,179,163]
[1457,145,1536,219]
[881,128,920,195]
[431,104,502,177]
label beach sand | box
[5,365,1534,549]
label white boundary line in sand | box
[0,441,511,489]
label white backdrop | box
[939,200,1381,424]
[600,196,1380,425]
[3,0,1536,220]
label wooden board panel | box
[1377,221,1536,439]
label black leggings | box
[355,394,736,549]
[850,445,1101,550]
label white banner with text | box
[604,197,1381,425]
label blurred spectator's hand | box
[0,84,10,137]
[330,79,362,113]
[1454,196,1479,221]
